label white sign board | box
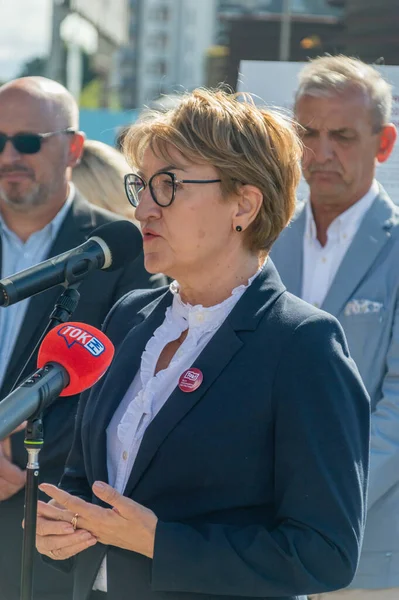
[70,0,129,46]
[238,60,399,204]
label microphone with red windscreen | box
[0,322,114,440]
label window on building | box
[159,32,168,50]
[149,60,168,76]
[148,32,169,50]
[185,8,195,26]
[152,5,170,21]
[185,36,193,53]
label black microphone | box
[0,220,143,307]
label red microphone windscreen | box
[37,322,115,396]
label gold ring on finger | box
[70,513,79,531]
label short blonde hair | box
[295,55,393,132]
[73,140,136,221]
[123,88,302,253]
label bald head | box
[0,76,85,217]
[0,77,79,130]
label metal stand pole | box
[20,417,43,600]
[18,285,81,600]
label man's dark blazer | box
[0,191,165,600]
[53,259,370,600]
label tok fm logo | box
[58,325,105,356]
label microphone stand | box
[21,418,43,600]
[0,251,100,600]
[16,285,81,600]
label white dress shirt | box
[301,180,379,308]
[0,184,75,388]
[93,263,265,592]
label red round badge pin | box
[178,368,203,393]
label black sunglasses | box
[0,128,76,155]
[124,171,222,208]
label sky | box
[0,0,51,81]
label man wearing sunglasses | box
[0,76,164,600]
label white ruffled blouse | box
[94,264,263,592]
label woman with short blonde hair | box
[37,88,369,600]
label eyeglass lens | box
[126,175,145,207]
[126,172,175,207]
[149,172,175,206]
[0,133,43,155]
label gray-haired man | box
[271,55,399,600]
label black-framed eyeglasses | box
[124,171,222,208]
[0,128,76,155]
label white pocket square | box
[344,299,383,317]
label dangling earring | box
[235,225,242,232]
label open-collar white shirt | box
[301,180,379,308]
[0,184,75,388]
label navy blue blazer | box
[56,259,370,600]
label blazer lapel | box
[322,190,396,317]
[123,323,243,497]
[3,193,96,387]
[88,290,173,486]
[123,260,286,497]
[271,204,306,297]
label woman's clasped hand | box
[34,481,158,560]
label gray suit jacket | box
[271,186,399,589]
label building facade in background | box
[119,0,217,110]
[218,0,343,90]
[328,0,399,65]
[47,0,129,108]
[217,0,340,44]
[119,0,344,110]
[118,0,399,110]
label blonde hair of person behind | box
[73,139,136,221]
[123,88,302,254]
[295,55,393,133]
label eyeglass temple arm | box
[40,129,76,139]
[179,179,222,184]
